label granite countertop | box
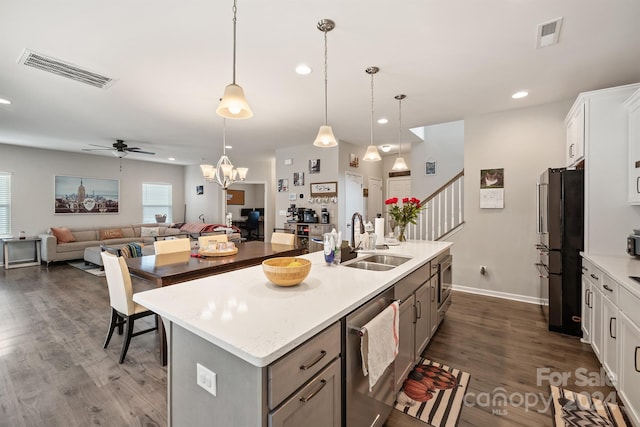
[581,253,640,298]
[134,240,452,367]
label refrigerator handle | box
[536,182,541,234]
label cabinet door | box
[566,102,585,167]
[581,275,592,343]
[619,313,640,427]
[395,295,415,393]
[414,280,431,358]
[269,358,341,427]
[601,296,618,381]
[429,279,438,337]
[591,286,603,358]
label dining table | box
[126,240,306,365]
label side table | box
[2,237,42,269]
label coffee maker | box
[296,207,306,223]
[321,208,330,224]
[287,204,297,222]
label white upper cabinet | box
[624,88,640,204]
[565,101,585,167]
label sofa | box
[39,223,184,264]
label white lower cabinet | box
[591,286,603,359]
[601,296,618,381]
[581,274,593,343]
[619,312,640,427]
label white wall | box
[410,120,464,197]
[447,100,572,301]
[0,143,185,236]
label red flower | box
[402,197,409,203]
[385,197,398,205]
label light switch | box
[196,363,217,396]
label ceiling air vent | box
[536,17,563,48]
[17,49,116,89]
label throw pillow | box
[50,227,76,243]
[141,226,160,237]
[98,228,123,240]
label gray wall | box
[447,100,572,302]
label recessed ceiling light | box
[512,91,528,99]
[295,64,312,75]
[168,157,175,161]
[377,118,388,124]
[381,145,392,152]
[0,98,11,105]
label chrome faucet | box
[350,212,365,250]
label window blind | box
[142,183,172,223]
[0,172,11,237]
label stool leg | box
[104,307,119,348]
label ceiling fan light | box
[216,84,253,119]
[392,156,409,171]
[313,125,338,147]
[363,145,382,162]
[112,151,128,158]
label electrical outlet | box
[196,363,217,396]
[279,210,287,216]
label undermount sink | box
[343,254,411,271]
[360,254,411,266]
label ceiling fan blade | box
[88,144,113,149]
[82,147,113,151]
[127,149,155,155]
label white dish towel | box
[360,301,400,391]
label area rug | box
[67,261,105,277]
[394,358,471,427]
[550,385,630,427]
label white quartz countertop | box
[133,240,452,367]
[581,253,640,298]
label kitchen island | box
[134,240,452,427]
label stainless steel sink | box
[343,261,395,271]
[342,254,411,271]
[360,254,411,266]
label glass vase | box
[394,224,407,242]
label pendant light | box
[216,0,253,119]
[363,66,382,162]
[313,19,337,147]
[200,119,248,189]
[391,94,409,171]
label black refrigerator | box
[536,168,584,336]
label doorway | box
[344,172,364,240]
[386,177,411,229]
[367,177,383,221]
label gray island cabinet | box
[134,241,452,426]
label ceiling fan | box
[82,139,155,158]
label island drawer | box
[394,261,432,302]
[268,321,341,409]
[619,286,640,326]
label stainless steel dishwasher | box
[346,287,396,427]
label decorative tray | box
[198,247,239,257]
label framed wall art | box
[426,161,436,176]
[293,172,305,186]
[226,189,245,205]
[310,181,337,197]
[309,159,320,173]
[54,175,119,214]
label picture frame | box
[54,175,119,214]
[278,178,289,192]
[226,189,245,205]
[293,172,305,186]
[349,153,359,168]
[196,185,204,195]
[310,181,337,197]
[309,159,321,173]
[426,161,437,176]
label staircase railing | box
[405,170,465,241]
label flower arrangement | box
[385,197,423,241]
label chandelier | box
[200,119,248,189]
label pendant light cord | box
[231,0,237,84]
[398,97,402,156]
[323,29,328,125]
[222,118,227,155]
[370,71,374,146]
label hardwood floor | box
[1,265,615,427]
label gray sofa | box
[39,223,183,264]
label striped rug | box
[394,358,470,427]
[67,261,105,277]
[550,385,630,427]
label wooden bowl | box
[262,257,311,286]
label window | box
[0,172,11,237]
[142,183,172,223]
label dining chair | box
[198,234,228,250]
[100,251,157,364]
[153,237,191,254]
[271,231,296,246]
[245,211,260,240]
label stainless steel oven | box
[437,254,452,307]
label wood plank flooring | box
[0,264,615,426]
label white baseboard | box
[452,284,548,306]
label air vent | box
[536,17,563,48]
[18,49,116,89]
